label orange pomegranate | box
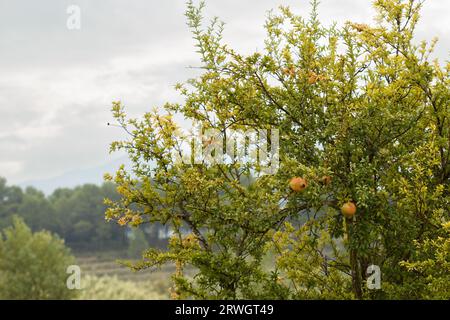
[289,177,307,192]
[341,202,357,218]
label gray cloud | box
[0,0,448,186]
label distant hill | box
[18,157,132,195]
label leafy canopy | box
[0,217,76,299]
[106,0,449,299]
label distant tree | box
[19,187,56,231]
[0,178,23,229]
[0,216,76,299]
[127,228,150,259]
[0,179,138,253]
[50,183,130,251]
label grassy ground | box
[74,252,173,299]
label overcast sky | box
[0,0,448,188]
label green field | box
[74,253,173,300]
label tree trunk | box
[350,247,363,299]
[347,218,363,299]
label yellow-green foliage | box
[397,222,450,299]
[105,0,449,299]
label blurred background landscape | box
[0,177,175,299]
